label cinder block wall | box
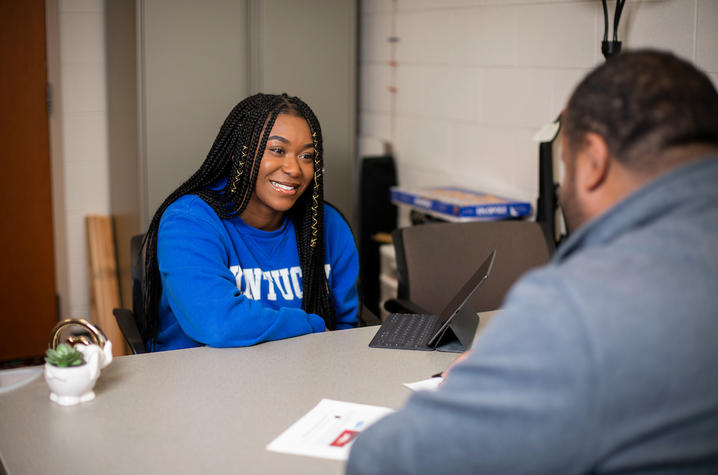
[359,0,718,218]
[55,0,110,318]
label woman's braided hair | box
[141,93,335,347]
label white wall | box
[51,0,357,319]
[359,0,718,225]
[250,0,358,220]
[54,0,110,318]
[50,0,718,319]
[140,0,249,223]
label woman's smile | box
[269,179,300,194]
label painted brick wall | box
[57,0,110,318]
[359,0,718,219]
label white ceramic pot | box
[43,341,113,406]
[44,362,99,406]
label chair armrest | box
[383,298,430,315]
[358,304,382,327]
[112,308,147,354]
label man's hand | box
[441,351,472,379]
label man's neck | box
[630,143,718,185]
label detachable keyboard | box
[368,313,441,350]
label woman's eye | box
[299,153,316,160]
[270,147,285,155]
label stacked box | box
[390,186,532,221]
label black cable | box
[613,0,626,42]
[601,0,625,59]
[602,0,609,42]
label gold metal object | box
[48,318,108,349]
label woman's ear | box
[577,132,611,192]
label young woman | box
[141,93,359,351]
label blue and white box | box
[390,186,532,221]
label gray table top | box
[0,312,497,475]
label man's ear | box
[577,132,611,192]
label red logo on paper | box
[330,430,359,447]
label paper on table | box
[266,399,394,461]
[403,377,442,392]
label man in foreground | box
[347,50,718,474]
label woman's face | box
[241,113,316,231]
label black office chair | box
[326,202,382,327]
[112,234,147,354]
[384,220,553,316]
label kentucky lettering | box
[229,264,332,301]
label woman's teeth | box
[271,181,295,191]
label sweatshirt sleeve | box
[157,200,326,348]
[346,270,599,475]
[324,205,359,329]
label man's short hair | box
[563,50,718,170]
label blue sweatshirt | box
[154,195,359,351]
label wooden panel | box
[0,0,58,360]
[86,216,128,356]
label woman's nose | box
[282,155,301,176]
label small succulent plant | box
[45,343,85,367]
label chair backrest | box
[393,221,553,315]
[324,202,381,326]
[130,234,146,333]
[112,234,147,354]
[357,155,397,316]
